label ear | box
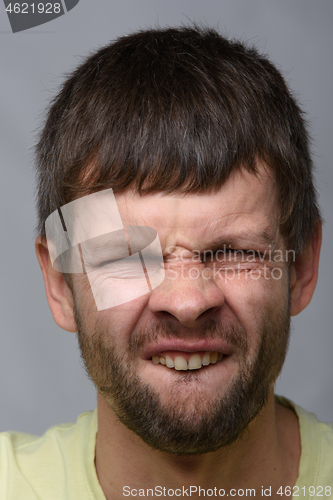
[35,236,77,332]
[290,224,322,316]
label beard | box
[74,294,290,456]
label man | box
[1,26,332,499]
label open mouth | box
[151,351,224,371]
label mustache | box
[128,318,248,358]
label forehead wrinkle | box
[208,210,278,235]
[117,192,176,229]
[119,211,147,229]
[207,231,279,250]
[119,209,281,254]
[114,165,280,250]
[203,216,281,252]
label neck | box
[95,390,300,500]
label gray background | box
[1,0,332,435]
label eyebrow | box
[205,230,279,251]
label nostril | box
[149,305,224,329]
[148,278,225,325]
[197,305,222,321]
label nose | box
[148,266,225,328]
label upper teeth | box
[152,352,223,371]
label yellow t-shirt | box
[0,409,105,499]
[0,398,332,499]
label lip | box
[143,339,235,360]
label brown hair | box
[35,25,321,252]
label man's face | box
[72,164,291,455]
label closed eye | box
[201,249,265,263]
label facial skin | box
[68,165,291,454]
[74,294,290,455]
[36,162,321,459]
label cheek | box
[72,273,96,304]
[216,267,289,343]
[73,270,149,321]
[86,294,151,349]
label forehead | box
[115,163,280,250]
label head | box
[35,26,322,455]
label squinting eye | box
[201,249,240,262]
[227,250,265,259]
[202,249,264,263]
